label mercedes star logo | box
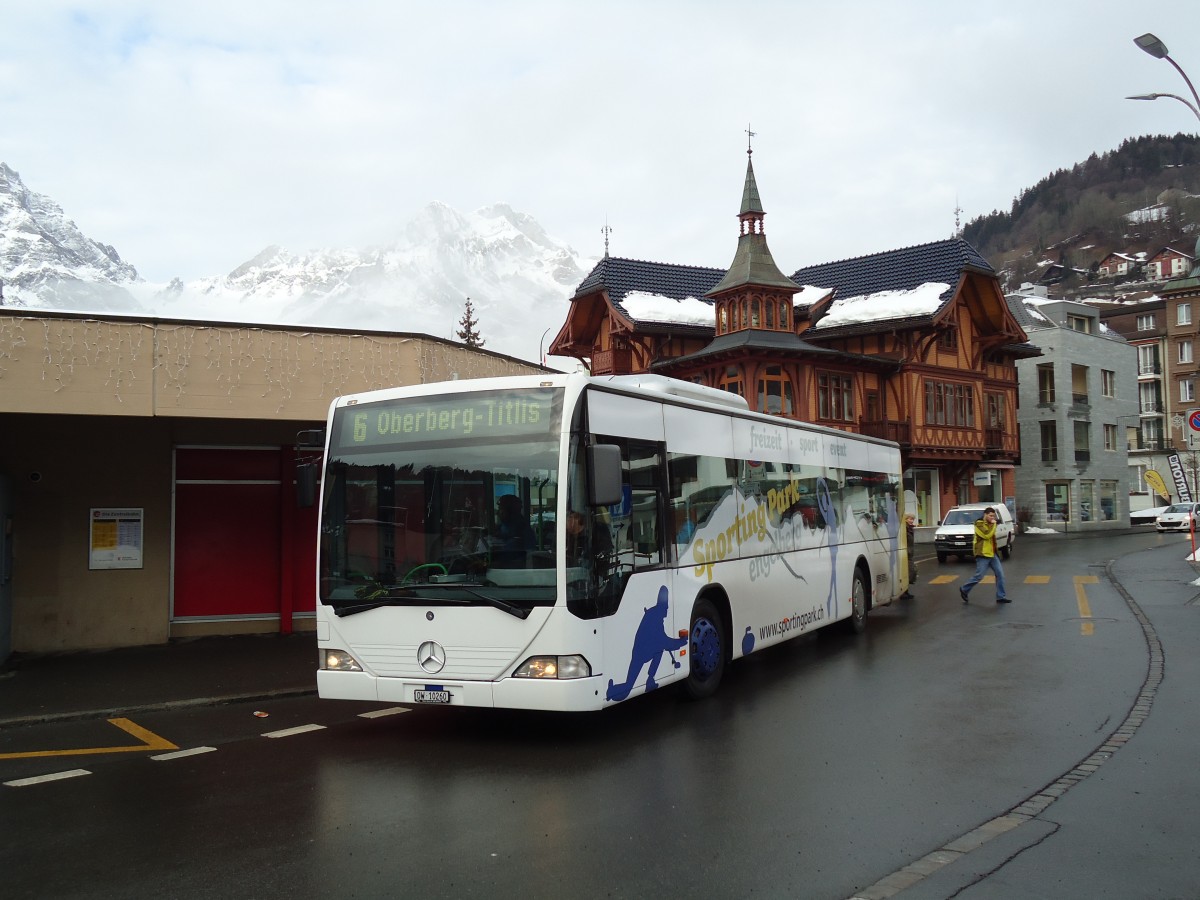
[417,640,446,674]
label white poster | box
[89,508,144,570]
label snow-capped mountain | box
[0,163,143,312]
[0,163,594,364]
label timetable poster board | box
[89,508,144,570]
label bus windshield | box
[319,387,564,613]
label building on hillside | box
[1007,289,1136,529]
[0,310,546,659]
[1097,252,1142,279]
[1146,246,1194,282]
[549,149,1038,530]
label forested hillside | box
[962,133,1200,290]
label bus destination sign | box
[340,388,562,447]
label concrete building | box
[0,309,545,660]
[1009,290,1137,530]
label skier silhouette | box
[816,479,839,616]
[606,586,686,701]
[885,493,900,588]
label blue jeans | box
[962,554,1006,599]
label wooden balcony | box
[591,348,633,376]
[859,419,911,445]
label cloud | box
[2,0,1198,286]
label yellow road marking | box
[930,575,958,584]
[0,718,178,761]
[1074,575,1098,636]
[1025,575,1050,584]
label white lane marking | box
[358,707,411,719]
[151,746,218,761]
[5,769,92,787]
[262,723,326,739]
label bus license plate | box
[414,689,451,704]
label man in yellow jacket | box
[959,507,1010,603]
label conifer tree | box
[456,297,485,348]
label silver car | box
[1155,502,1200,533]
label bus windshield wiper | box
[335,585,529,619]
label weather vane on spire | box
[601,219,613,258]
[745,124,756,155]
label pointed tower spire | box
[740,126,764,218]
[707,138,798,308]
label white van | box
[933,503,1015,563]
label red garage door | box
[172,447,317,623]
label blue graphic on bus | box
[742,625,755,656]
[817,479,839,615]
[606,585,687,701]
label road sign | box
[1189,408,1200,448]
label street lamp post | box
[1127,33,1200,126]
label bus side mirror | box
[588,444,623,507]
[296,463,318,508]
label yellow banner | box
[1145,470,1169,499]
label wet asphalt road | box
[2,528,1197,899]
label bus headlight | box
[513,655,591,679]
[321,649,363,672]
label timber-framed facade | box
[549,150,1038,527]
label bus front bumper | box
[317,669,610,712]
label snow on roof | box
[1022,303,1052,325]
[621,284,835,328]
[795,284,834,305]
[621,292,714,326]
[813,282,949,330]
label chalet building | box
[1097,252,1141,279]
[1147,246,1194,282]
[550,150,1037,529]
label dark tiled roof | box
[789,238,994,309]
[573,256,723,321]
[1005,296,1046,331]
[574,238,997,331]
[652,328,891,371]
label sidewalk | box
[0,632,316,727]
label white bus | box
[313,372,908,711]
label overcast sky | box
[3,1,1199,285]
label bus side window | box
[598,437,667,571]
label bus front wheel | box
[684,596,726,700]
[843,568,869,634]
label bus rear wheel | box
[684,596,726,700]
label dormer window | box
[938,328,958,351]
